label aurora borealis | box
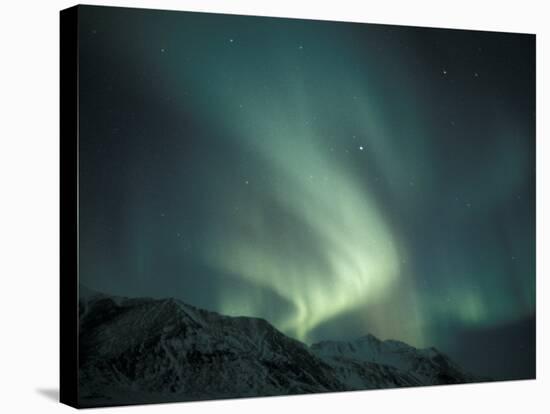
[77,6,535,380]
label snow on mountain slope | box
[311,334,478,386]
[78,291,342,406]
[77,289,480,407]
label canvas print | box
[61,4,535,408]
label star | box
[244,180,249,185]
[474,72,479,78]
[160,48,166,53]
[229,38,234,43]
[359,146,364,151]
[298,45,304,50]
[442,69,448,75]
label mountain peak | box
[77,289,480,407]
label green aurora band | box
[78,7,535,378]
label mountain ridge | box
[77,287,483,407]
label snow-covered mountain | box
[311,335,478,388]
[78,288,481,407]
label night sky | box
[77,6,535,380]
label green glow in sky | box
[78,7,535,378]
